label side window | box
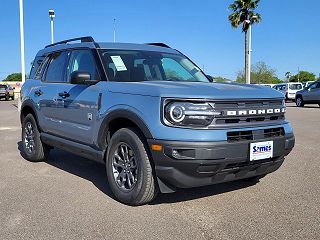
[162,58,194,81]
[67,50,99,81]
[34,56,50,80]
[44,51,69,82]
[309,82,320,90]
[29,56,44,79]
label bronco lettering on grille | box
[226,108,286,116]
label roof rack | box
[45,36,95,48]
[145,43,171,48]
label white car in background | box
[273,82,303,101]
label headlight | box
[164,101,221,128]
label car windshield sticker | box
[110,56,127,71]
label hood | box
[107,81,284,100]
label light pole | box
[19,0,25,83]
[49,10,55,44]
[245,16,258,84]
[248,22,252,84]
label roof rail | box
[45,36,95,48]
[145,43,171,48]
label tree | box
[228,0,261,84]
[289,71,315,83]
[236,61,281,84]
[5,73,22,82]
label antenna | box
[113,18,116,43]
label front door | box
[52,49,102,145]
[305,82,320,102]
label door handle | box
[34,90,43,96]
[58,91,70,98]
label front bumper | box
[148,134,295,192]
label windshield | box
[0,85,7,90]
[289,84,302,90]
[100,50,210,83]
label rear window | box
[289,84,302,90]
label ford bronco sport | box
[20,37,295,205]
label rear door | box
[51,49,101,145]
[37,51,69,134]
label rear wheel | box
[21,114,50,162]
[11,94,15,100]
[106,128,158,205]
[296,96,304,107]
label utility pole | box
[19,0,26,83]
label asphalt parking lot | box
[0,99,319,240]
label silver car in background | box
[295,81,320,107]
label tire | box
[11,94,15,100]
[106,128,158,205]
[21,114,50,162]
[5,94,9,101]
[296,96,304,107]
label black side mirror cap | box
[70,71,98,85]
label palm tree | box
[285,72,291,82]
[228,0,261,84]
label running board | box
[41,133,105,164]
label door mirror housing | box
[70,71,98,85]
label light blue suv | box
[20,37,295,205]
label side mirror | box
[70,71,97,85]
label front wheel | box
[106,128,158,205]
[5,94,9,101]
[296,96,304,107]
[21,114,50,162]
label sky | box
[0,0,319,81]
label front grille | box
[210,99,285,127]
[264,127,285,138]
[227,130,253,142]
[227,127,285,142]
